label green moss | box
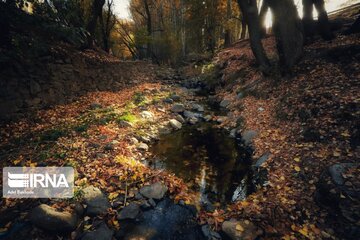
[116,112,137,123]
[132,92,147,106]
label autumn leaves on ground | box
[1,5,360,240]
[1,32,359,239]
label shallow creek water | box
[148,122,254,207]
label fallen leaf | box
[236,224,244,232]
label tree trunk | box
[87,0,106,47]
[240,15,247,39]
[302,0,315,40]
[259,0,269,38]
[314,0,334,40]
[143,0,152,59]
[303,0,334,41]
[237,0,270,72]
[268,0,303,70]
[0,2,11,47]
[224,0,232,47]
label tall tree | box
[267,0,303,70]
[259,0,269,37]
[87,0,106,47]
[237,0,270,72]
[143,0,152,58]
[100,0,116,52]
[302,0,334,41]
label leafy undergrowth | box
[198,34,360,239]
[0,79,196,238]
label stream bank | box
[0,68,266,240]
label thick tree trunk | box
[259,0,269,38]
[268,0,303,70]
[314,0,334,40]
[302,0,334,41]
[302,0,315,39]
[237,0,270,72]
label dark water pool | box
[148,123,254,207]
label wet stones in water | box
[116,198,205,240]
[158,126,172,135]
[202,224,221,240]
[183,111,195,119]
[118,203,141,220]
[29,204,79,232]
[169,119,182,130]
[139,182,168,200]
[83,186,111,217]
[175,114,185,123]
[138,135,151,143]
[81,222,114,240]
[137,143,149,151]
[188,117,199,125]
[170,94,181,102]
[171,104,185,113]
[222,220,262,240]
[163,98,174,104]
[192,103,205,112]
[203,115,213,122]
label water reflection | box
[149,123,254,206]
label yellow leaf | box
[282,235,291,240]
[298,226,309,237]
[236,224,244,232]
[112,219,120,229]
[0,228,8,233]
[341,132,350,137]
[294,157,301,162]
[333,151,341,157]
[294,166,301,172]
[84,224,92,231]
[108,192,119,200]
[99,179,107,187]
[13,159,21,165]
[241,201,249,207]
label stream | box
[148,122,255,208]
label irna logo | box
[7,172,69,188]
[3,167,74,198]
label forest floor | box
[1,8,360,240]
[192,33,360,239]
